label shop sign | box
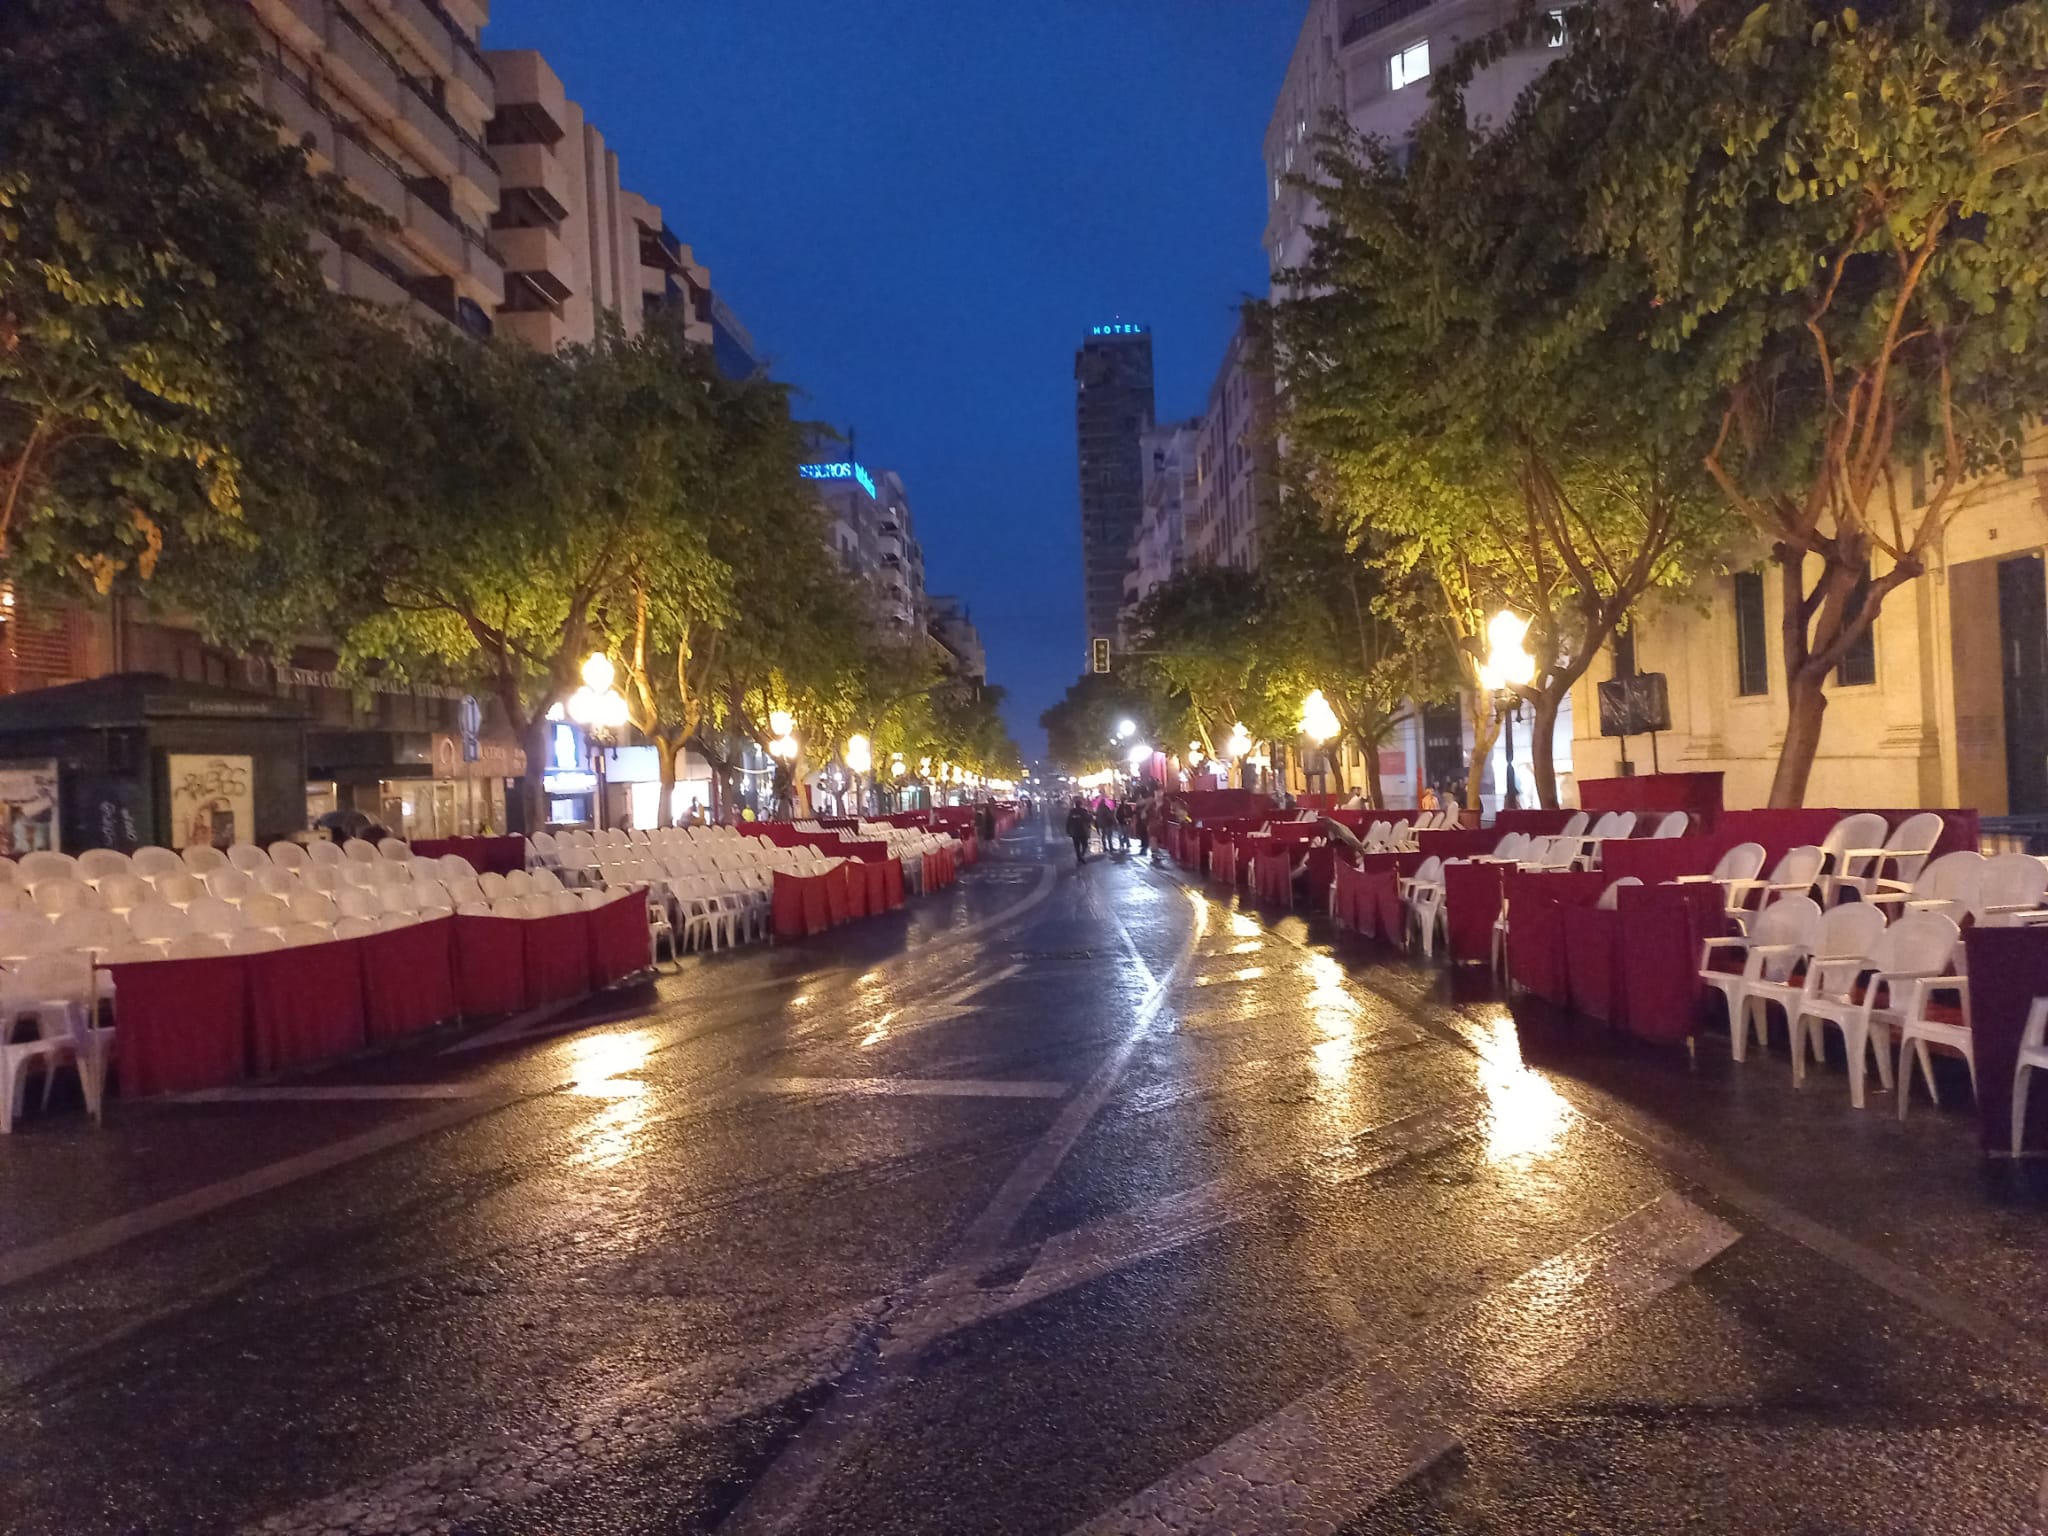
[0,760,60,854]
[431,732,527,780]
[244,655,466,701]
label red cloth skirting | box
[844,861,870,919]
[249,937,366,1073]
[524,911,594,1006]
[1255,849,1292,906]
[1369,868,1405,941]
[1506,872,1611,1003]
[861,859,889,913]
[1616,882,1729,1043]
[361,916,459,1041]
[1210,840,1238,889]
[412,835,525,876]
[587,893,651,988]
[454,913,528,1016]
[1600,838,1719,887]
[1442,861,1507,965]
[773,871,834,938]
[882,858,905,909]
[107,955,251,1097]
[1415,829,1508,861]
[1562,906,1625,1023]
[1488,809,1578,837]
[1962,926,2048,1156]
[823,863,851,925]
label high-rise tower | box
[1074,323,1156,654]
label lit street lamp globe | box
[1225,722,1252,760]
[1116,718,1137,741]
[845,733,872,775]
[1298,689,1340,745]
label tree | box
[1128,565,1286,764]
[1259,508,1453,809]
[1571,0,2048,804]
[1040,672,1167,776]
[1273,50,1728,809]
[0,0,362,594]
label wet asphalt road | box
[2,820,2046,1535]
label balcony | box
[495,224,574,303]
[497,306,572,351]
[256,54,336,165]
[322,3,401,112]
[368,0,494,126]
[486,50,569,146]
[493,141,570,223]
[334,127,406,219]
[1340,0,1435,49]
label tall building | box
[247,0,504,336]
[1265,0,1566,283]
[1188,316,1278,571]
[1125,418,1200,631]
[804,460,929,638]
[1075,323,1156,652]
[928,597,988,685]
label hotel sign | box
[800,461,879,498]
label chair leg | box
[2014,1064,2033,1157]
[1728,992,1750,1061]
[1845,1018,1869,1109]
[1870,1022,1895,1091]
[1790,1016,1807,1085]
[1898,1033,1922,1116]
[1916,1040,1940,1107]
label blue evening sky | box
[486,1,1302,755]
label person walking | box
[1065,798,1092,865]
[1094,795,1118,856]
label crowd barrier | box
[108,894,652,1097]
[409,835,526,876]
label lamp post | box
[767,708,800,820]
[845,733,872,817]
[1298,688,1340,797]
[1224,721,1252,789]
[566,652,628,830]
[1476,610,1536,810]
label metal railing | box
[412,0,489,73]
[1340,0,1435,49]
[331,2,498,173]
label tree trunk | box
[1772,673,1828,808]
[1528,691,1562,810]
[1359,735,1385,810]
[518,713,550,834]
[1464,690,1500,812]
[1325,745,1346,795]
[652,735,680,829]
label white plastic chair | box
[183,896,244,938]
[0,886,25,916]
[1557,810,1590,840]
[50,909,122,956]
[1,953,101,1132]
[306,838,345,867]
[1399,856,1444,954]
[0,914,57,962]
[181,844,229,877]
[267,840,309,872]
[1649,811,1689,839]
[155,873,204,910]
[77,849,133,885]
[288,890,340,927]
[1699,895,1821,1061]
[1674,842,1767,911]
[377,838,412,862]
[281,921,335,948]
[164,933,229,960]
[442,876,484,909]
[342,838,380,865]
[131,846,184,883]
[1887,916,1975,1118]
[228,928,283,954]
[335,887,383,922]
[332,915,378,940]
[503,869,535,898]
[126,902,193,949]
[2010,998,2048,1156]
[226,843,272,875]
[1596,876,1643,909]
[206,868,255,905]
[33,879,98,918]
[478,872,509,902]
[1865,849,1982,925]
[1815,812,1891,904]
[1968,852,2048,928]
[1848,811,1947,898]
[1726,845,1828,931]
[1793,909,1955,1108]
[301,865,343,895]
[253,866,299,899]
[18,850,79,888]
[239,894,293,933]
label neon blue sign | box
[801,462,878,498]
[1091,323,1145,336]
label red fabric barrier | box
[1255,848,1293,907]
[882,858,905,909]
[523,911,594,1006]
[1961,926,2048,1156]
[249,937,366,1074]
[1368,868,1406,941]
[1506,872,1610,1004]
[1562,906,1625,1023]
[587,894,651,988]
[1177,790,1275,821]
[107,954,251,1096]
[1416,829,1508,861]
[1442,861,1507,965]
[412,836,526,876]
[1616,882,1730,1044]
[454,914,528,1016]
[1579,772,1725,831]
[1210,839,1238,889]
[843,860,870,919]
[1600,838,1719,887]
[360,916,459,1041]
[1488,809,1577,837]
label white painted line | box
[750,1077,1068,1101]
[1069,1191,1739,1536]
[0,1093,516,1291]
[169,1084,485,1104]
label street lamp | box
[566,651,629,830]
[1476,610,1536,809]
[1116,718,1137,741]
[1299,688,1340,796]
[1224,721,1252,788]
[766,708,800,819]
[845,732,871,817]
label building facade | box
[928,597,988,685]
[1125,419,1200,631]
[1188,317,1278,571]
[1075,324,1157,654]
[804,461,929,639]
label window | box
[1733,571,1768,696]
[1389,39,1430,91]
[1546,9,1567,46]
[1836,568,1877,687]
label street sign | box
[1090,637,1111,674]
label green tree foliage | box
[1128,565,1288,761]
[1040,672,1168,776]
[1274,49,1727,808]
[1568,0,2048,804]
[0,0,361,594]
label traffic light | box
[1090,637,1111,674]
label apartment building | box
[247,0,504,335]
[1188,317,1277,572]
[1124,419,1200,631]
[1264,0,1564,282]
[805,461,930,639]
[928,597,988,686]
[1075,325,1157,652]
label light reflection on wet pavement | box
[0,823,2044,1535]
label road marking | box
[0,1093,516,1291]
[1070,1191,1739,1536]
[168,1083,486,1103]
[750,1076,1068,1100]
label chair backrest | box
[1559,810,1590,839]
[439,854,479,883]
[268,840,309,871]
[413,881,454,913]
[1819,812,1889,866]
[442,876,483,908]
[375,910,419,931]
[184,896,244,937]
[228,928,283,954]
[77,848,133,884]
[288,890,339,926]
[1978,852,2048,918]
[1914,849,1983,902]
[1413,856,1443,886]
[332,915,377,940]
[335,886,383,921]
[95,874,150,914]
[1883,811,1946,870]
[1597,875,1643,910]
[206,868,255,904]
[378,837,412,861]
[9,952,94,1003]
[154,873,203,909]
[1587,811,1622,839]
[302,865,343,895]
[530,868,564,894]
[503,869,535,896]
[378,884,418,915]
[335,861,373,887]
[0,885,24,915]
[226,843,272,875]
[18,850,80,888]
[1815,900,1888,961]
[131,846,183,882]
[253,866,299,898]
[342,838,379,865]
[181,844,228,876]
[125,901,192,947]
[1390,818,1412,843]
[305,838,345,867]
[1608,811,1639,839]
[478,871,508,901]
[1878,910,1962,977]
[1490,832,1529,861]
[1439,803,1461,830]
[530,830,560,857]
[1766,844,1827,891]
[240,894,292,933]
[51,909,121,954]
[164,932,227,960]
[33,879,97,917]
[1712,842,1767,882]
[1651,811,1689,839]
[281,921,335,947]
[0,914,56,960]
